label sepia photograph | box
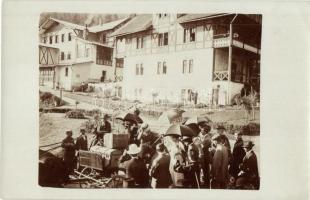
[38,13,262,190]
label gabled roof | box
[39,17,85,34]
[88,17,130,33]
[177,13,231,23]
[110,14,153,37]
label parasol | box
[164,124,195,137]
[115,112,143,124]
[157,108,185,125]
[183,116,212,126]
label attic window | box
[49,36,53,44]
[68,33,72,41]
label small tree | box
[75,100,80,110]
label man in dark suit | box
[123,144,149,188]
[149,143,172,188]
[229,131,246,179]
[197,122,213,188]
[99,114,111,133]
[75,129,88,151]
[61,130,76,175]
[210,133,229,189]
[236,141,259,189]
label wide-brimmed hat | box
[243,141,255,148]
[216,125,226,130]
[127,144,141,155]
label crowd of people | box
[60,109,259,190]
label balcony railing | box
[214,71,229,81]
[96,59,112,66]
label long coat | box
[240,150,259,179]
[198,132,212,187]
[211,144,229,188]
[75,134,88,151]
[150,153,172,188]
[123,157,149,188]
[237,150,259,189]
[229,139,245,178]
[61,137,76,173]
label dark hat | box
[243,141,255,148]
[66,130,73,135]
[235,131,243,136]
[80,128,85,132]
[217,125,226,130]
[103,114,109,119]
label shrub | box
[65,110,85,119]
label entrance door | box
[101,70,106,82]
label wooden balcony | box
[213,37,230,48]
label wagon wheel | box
[78,167,95,188]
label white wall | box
[122,47,214,103]
[55,65,72,90]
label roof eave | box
[178,13,232,24]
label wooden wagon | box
[74,148,125,188]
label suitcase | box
[104,133,129,149]
[78,150,104,171]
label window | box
[136,64,139,75]
[43,37,46,43]
[65,67,68,77]
[158,34,163,46]
[136,37,139,49]
[190,28,196,42]
[183,59,193,74]
[68,33,72,41]
[67,51,71,60]
[164,33,168,45]
[163,62,167,74]
[182,60,187,73]
[157,62,162,74]
[85,48,90,57]
[61,52,65,60]
[55,35,58,43]
[159,14,162,18]
[184,28,196,43]
[61,34,65,42]
[116,58,124,68]
[100,33,107,43]
[136,36,144,49]
[49,36,53,44]
[141,37,144,48]
[135,63,143,75]
[140,64,144,75]
[158,32,168,46]
[189,59,193,73]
